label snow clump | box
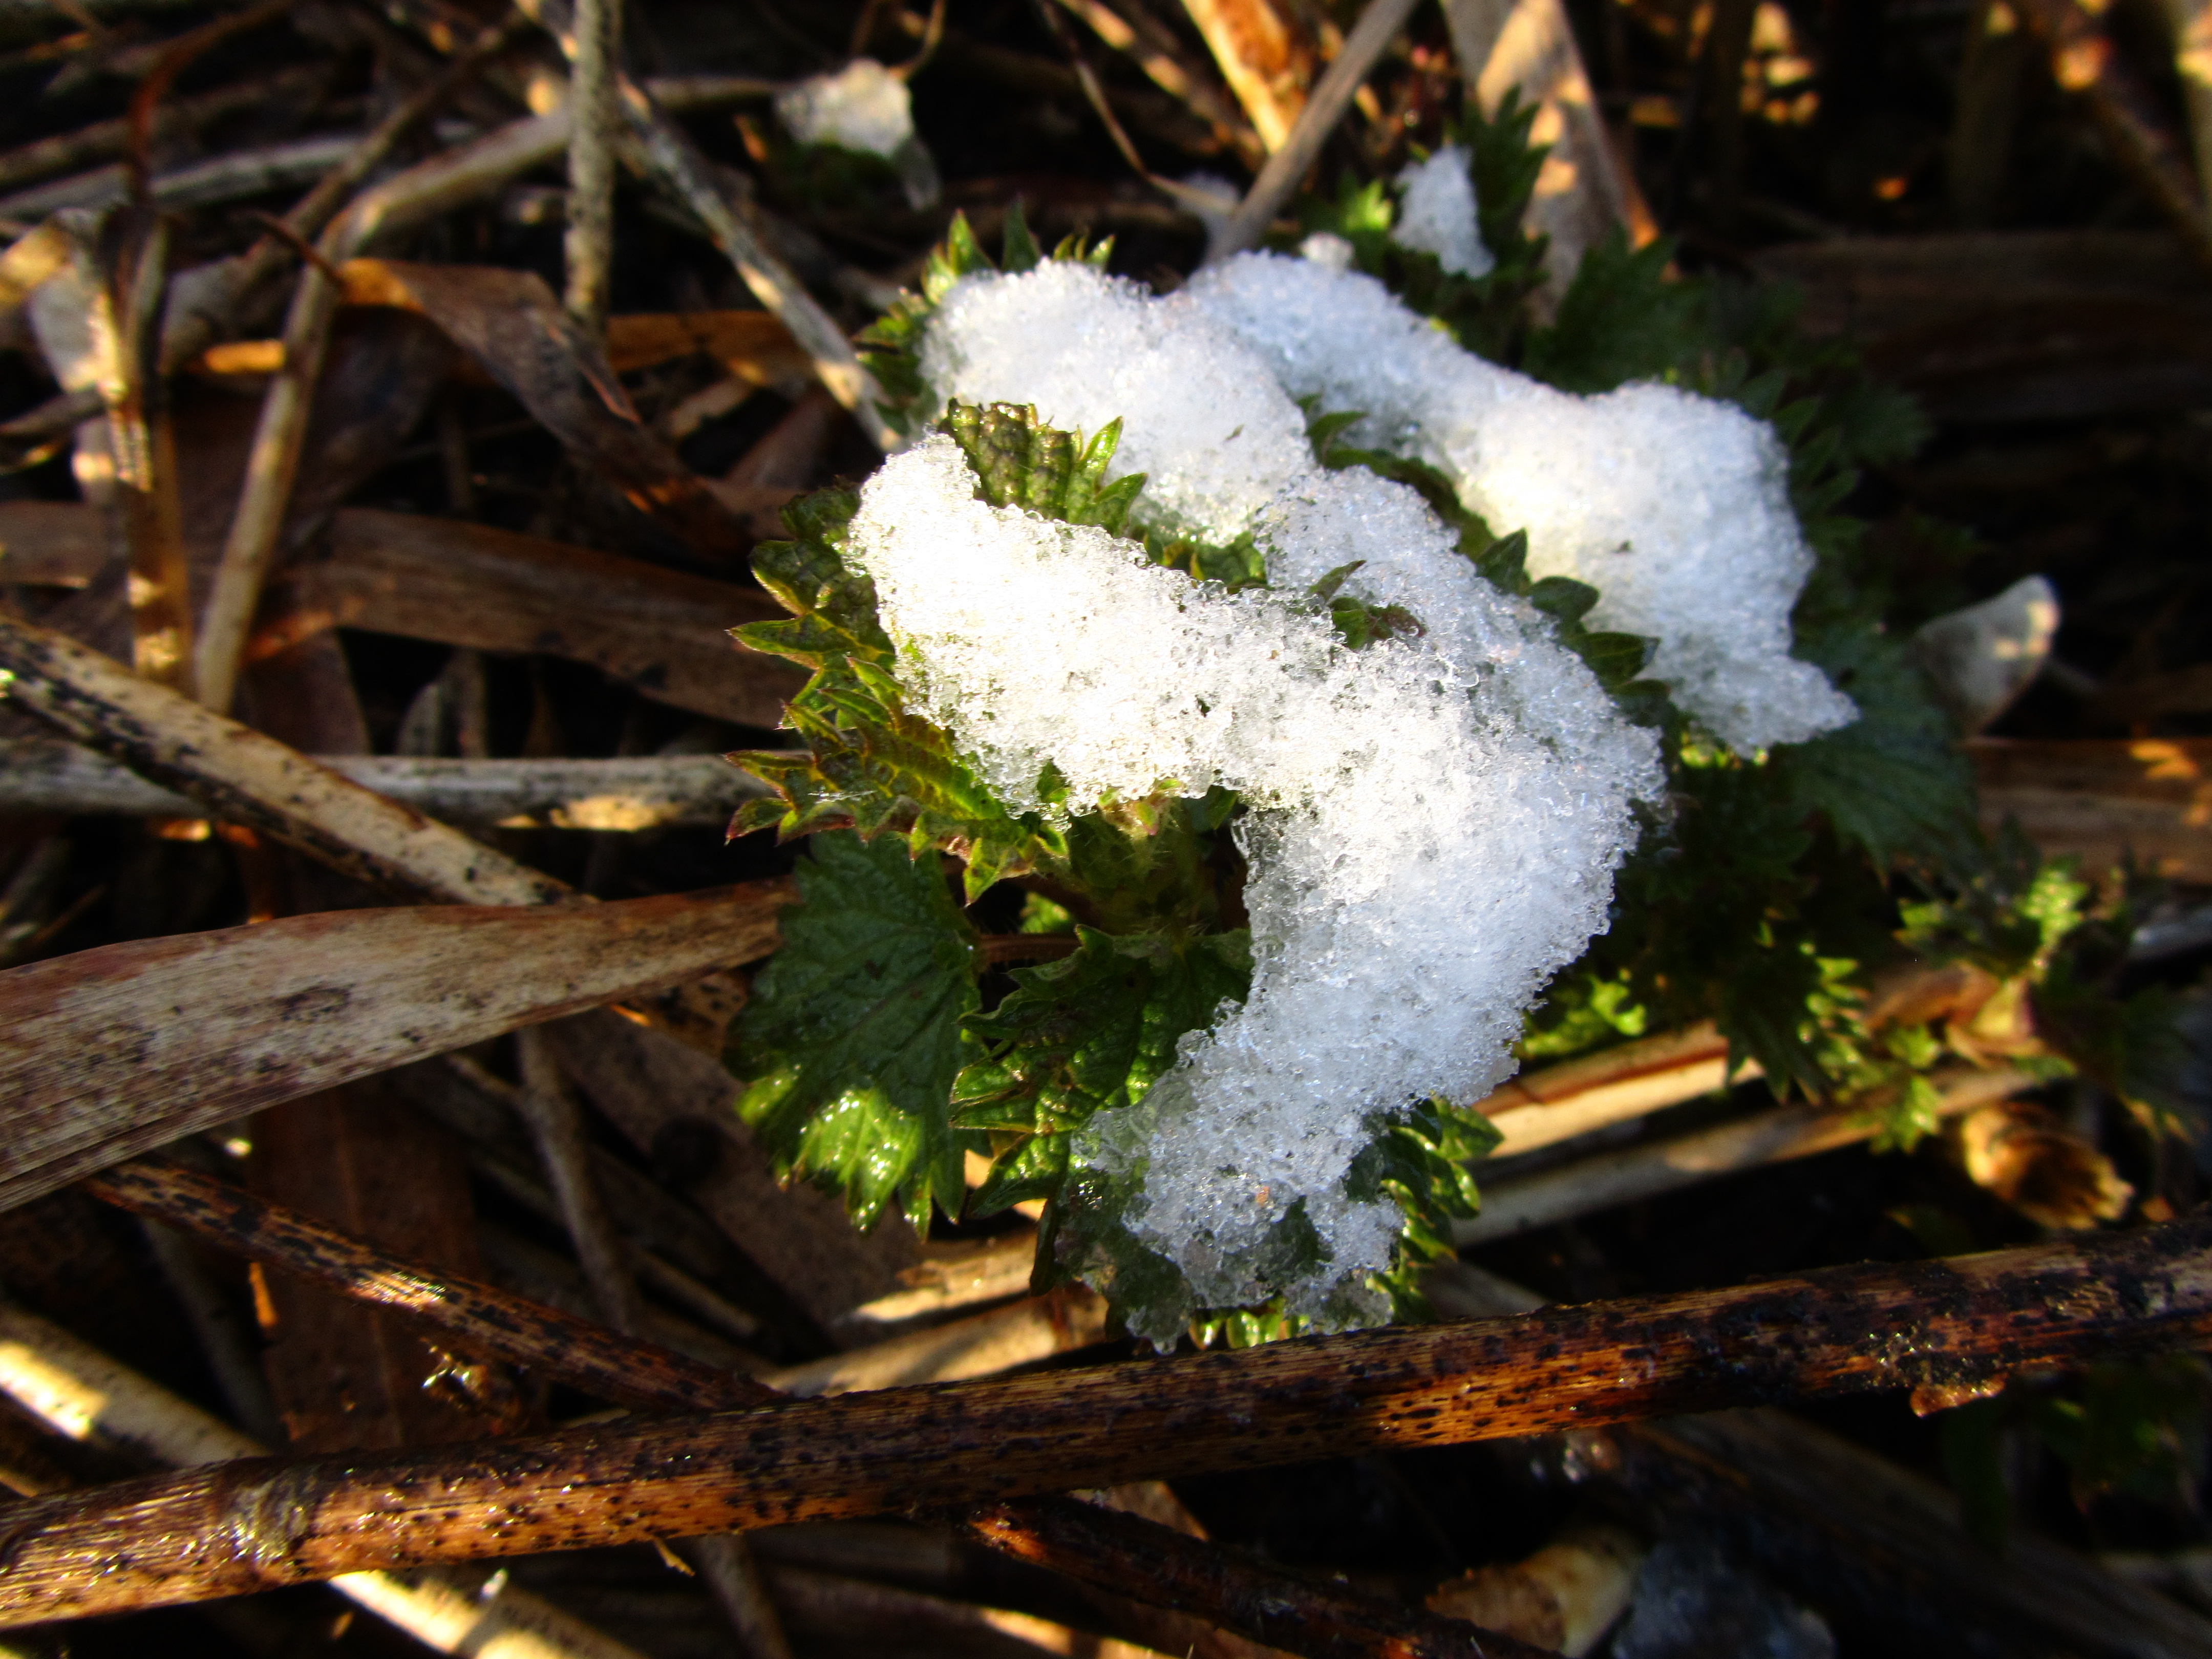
[846,433,1660,1341]
[919,254,1855,753]
[775,58,914,157]
[1389,145,1493,277]
[1188,253,1858,752]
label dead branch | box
[0,612,568,902]
[1454,1062,2037,1246]
[764,1286,1112,1398]
[516,1026,646,1336]
[0,738,778,830]
[79,1156,775,1411]
[1971,736,2212,883]
[966,1497,1561,1659]
[563,0,620,332]
[1211,0,1423,257]
[2011,0,2212,273]
[2,1218,2207,1621]
[0,881,788,1209]
[193,13,535,713]
[0,1303,661,1659]
[0,63,328,195]
[511,0,898,448]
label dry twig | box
[80,1156,776,1410]
[2,1219,2206,1619]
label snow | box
[846,435,1657,1340]
[894,245,1859,1330]
[1390,145,1494,277]
[774,58,914,158]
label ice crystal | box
[774,58,914,158]
[1390,145,1493,277]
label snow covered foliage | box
[917,255,1855,754]
[1389,145,1493,278]
[840,430,1657,1338]
[774,58,914,158]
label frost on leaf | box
[844,433,1656,1342]
[920,253,1856,755]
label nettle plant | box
[724,106,2164,1348]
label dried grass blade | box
[0,880,789,1210]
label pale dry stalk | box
[1209,0,1424,257]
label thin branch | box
[192,10,532,715]
[0,738,782,831]
[3,1219,2208,1620]
[1454,1062,2038,1246]
[0,612,569,904]
[513,0,899,449]
[81,1156,775,1410]
[1208,0,1423,259]
[2013,0,2212,274]
[966,1497,1561,1659]
[680,1535,798,1659]
[515,1028,647,1337]
[563,0,620,332]
[0,1303,663,1659]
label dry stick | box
[0,73,762,457]
[5,1219,2209,1622]
[0,884,788,1209]
[136,1215,286,1445]
[563,0,619,333]
[0,738,781,830]
[0,612,568,903]
[89,208,196,692]
[0,1304,662,1659]
[2160,0,2212,213]
[79,1156,775,1410]
[515,1027,646,1337]
[1209,0,1423,258]
[680,1536,798,1659]
[0,63,327,195]
[120,0,298,203]
[2012,0,2212,274]
[966,1498,1560,1659]
[509,0,897,450]
[1048,0,1264,164]
[1454,1062,2039,1246]
[193,13,530,715]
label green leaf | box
[731,830,982,1229]
[943,400,1145,533]
[954,927,1252,1142]
[1522,226,1705,394]
[1001,199,1044,273]
[1776,621,1976,866]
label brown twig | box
[0,611,569,903]
[80,1156,776,1411]
[2012,0,2212,274]
[515,1027,647,1337]
[563,0,620,333]
[965,1497,1562,1659]
[4,1219,2209,1621]
[0,883,789,1210]
[192,10,533,714]
[1209,0,1422,258]
[0,1303,663,1659]
[511,0,898,449]
[0,738,783,829]
[122,0,296,206]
